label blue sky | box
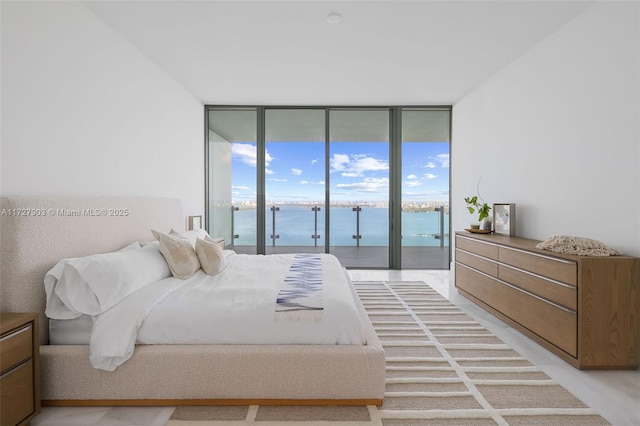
[231,141,449,203]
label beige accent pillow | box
[156,232,201,279]
[208,237,225,250]
[169,228,206,248]
[169,229,224,250]
[195,237,227,276]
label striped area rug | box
[166,281,608,426]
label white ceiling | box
[84,0,594,105]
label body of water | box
[232,206,449,247]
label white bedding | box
[49,315,93,345]
[137,253,365,346]
[49,252,367,371]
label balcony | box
[224,204,449,269]
[230,244,450,269]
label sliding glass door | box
[207,108,257,253]
[206,106,451,269]
[264,109,326,254]
[329,109,389,268]
[400,108,451,269]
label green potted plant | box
[464,195,491,230]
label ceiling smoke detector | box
[326,13,342,24]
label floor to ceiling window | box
[329,109,390,268]
[264,109,326,255]
[207,108,258,253]
[206,106,451,269]
[400,108,451,269]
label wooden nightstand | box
[0,313,40,426]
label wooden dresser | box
[454,231,639,369]
[0,313,40,426]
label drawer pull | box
[0,324,31,343]
[457,248,494,262]
[467,266,576,314]
[499,263,576,289]
[0,358,30,380]
[457,235,496,247]
[503,246,575,265]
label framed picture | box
[188,215,203,230]
[493,203,516,236]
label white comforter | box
[89,253,366,371]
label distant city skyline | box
[231,141,449,203]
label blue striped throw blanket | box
[275,254,323,321]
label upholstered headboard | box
[0,196,184,344]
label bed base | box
[40,330,385,405]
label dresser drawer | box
[456,235,498,260]
[498,264,577,310]
[0,324,32,373]
[0,359,34,426]
[456,249,497,277]
[456,264,577,357]
[499,247,577,286]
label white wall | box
[452,1,640,256]
[1,2,204,216]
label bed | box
[0,196,385,406]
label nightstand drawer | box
[0,359,34,426]
[0,324,32,372]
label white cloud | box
[311,159,318,165]
[407,174,417,180]
[269,178,288,182]
[299,180,309,184]
[437,154,449,168]
[232,185,252,192]
[331,153,350,171]
[331,153,388,177]
[231,144,256,166]
[425,162,436,169]
[336,177,389,192]
[424,173,437,179]
[352,157,388,175]
[403,189,449,197]
[404,180,422,187]
[265,168,274,175]
[232,143,273,167]
[291,168,302,176]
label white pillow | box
[44,243,171,319]
[169,229,224,249]
[195,237,228,276]
[156,231,201,279]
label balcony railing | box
[230,205,448,248]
